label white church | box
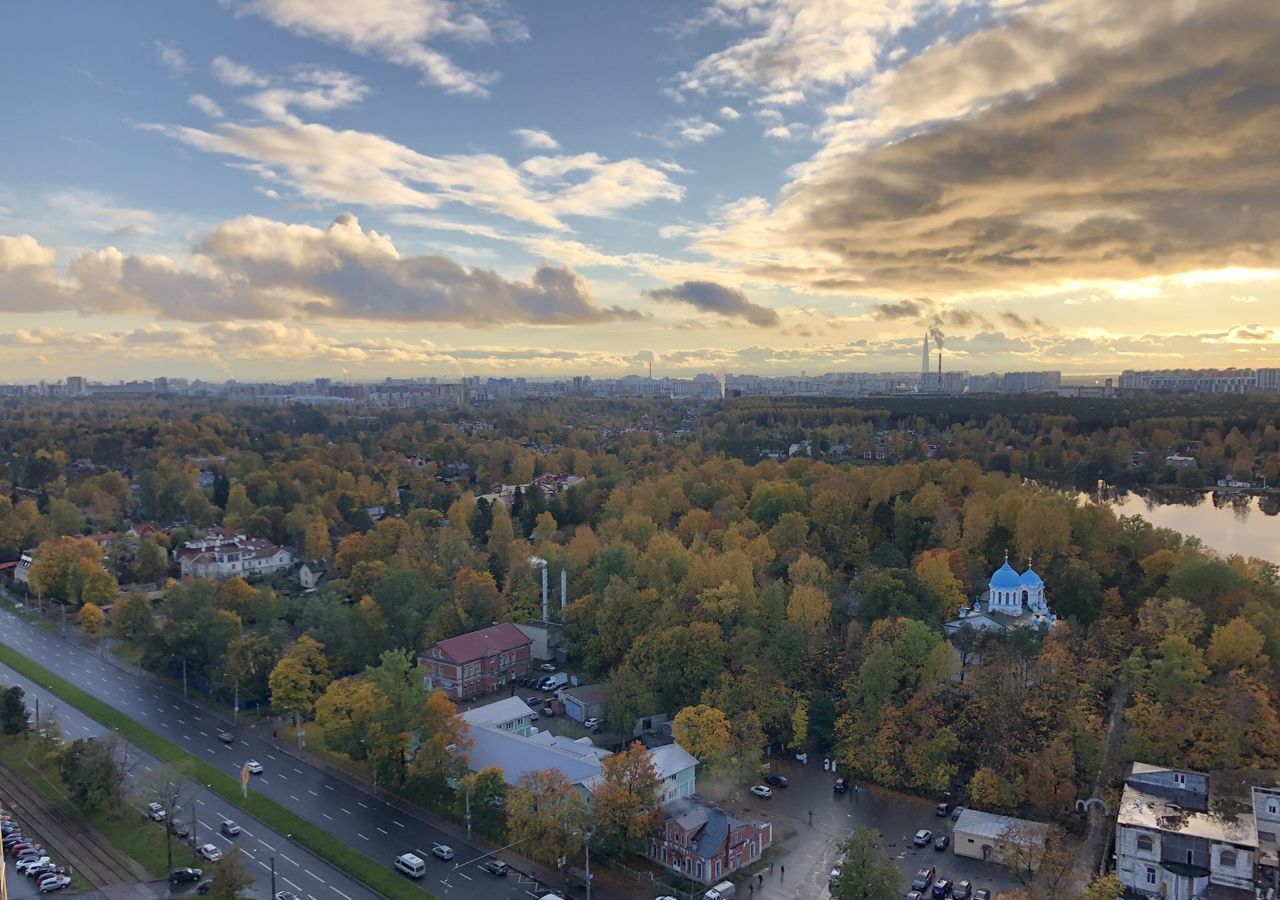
[944,553,1057,635]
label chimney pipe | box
[541,566,548,622]
[938,351,942,376]
[560,569,567,612]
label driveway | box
[736,756,1026,899]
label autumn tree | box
[28,536,107,603]
[76,601,106,637]
[1205,617,1265,672]
[269,636,332,743]
[304,515,332,562]
[591,741,661,850]
[408,690,471,797]
[315,676,386,757]
[455,766,508,839]
[205,847,254,900]
[507,769,588,867]
[787,584,831,634]
[133,536,169,584]
[673,705,732,779]
[829,827,900,900]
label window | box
[1186,850,1194,865]
[1145,867,1157,886]
[1268,799,1279,816]
[1220,850,1237,867]
[1174,772,1186,786]
[1137,835,1154,852]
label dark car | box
[168,820,191,839]
[834,777,847,793]
[931,878,953,899]
[217,730,234,743]
[220,820,241,838]
[934,834,950,851]
[952,880,972,899]
[480,860,509,876]
[169,868,203,884]
[973,890,991,900]
[911,866,935,891]
[763,774,789,788]
[197,880,213,895]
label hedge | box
[0,643,437,900]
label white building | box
[1115,763,1259,900]
[177,529,295,581]
[945,554,1056,635]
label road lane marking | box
[304,868,323,883]
[357,834,368,841]
[322,813,333,821]
[323,785,334,792]
[294,768,303,774]
[281,855,298,867]
[394,821,405,828]
[457,872,472,881]
[291,794,302,802]
[332,890,352,900]
[376,827,388,835]
[356,802,368,809]
[308,790,319,797]
[283,878,301,891]
[340,808,350,815]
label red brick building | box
[419,623,533,700]
[650,797,773,885]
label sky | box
[1,0,1279,381]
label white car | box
[275,893,300,900]
[539,662,557,671]
[197,843,222,862]
[246,760,264,774]
[583,717,600,730]
[749,785,773,799]
[17,856,51,874]
[432,845,454,861]
[39,875,71,893]
[145,802,166,821]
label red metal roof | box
[427,623,531,664]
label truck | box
[539,672,570,691]
[704,881,736,900]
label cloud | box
[674,0,931,101]
[512,129,559,150]
[211,56,270,88]
[239,67,369,123]
[644,280,781,327]
[871,298,932,320]
[222,0,524,97]
[999,311,1051,332]
[718,106,741,121]
[188,94,225,118]
[0,213,644,327]
[155,41,189,75]
[695,0,1280,299]
[677,118,724,143]
[146,111,683,230]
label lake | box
[1084,488,1280,563]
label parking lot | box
[736,757,1026,899]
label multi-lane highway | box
[0,604,562,900]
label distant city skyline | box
[2,0,1279,379]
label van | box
[539,672,569,691]
[394,853,426,879]
[704,880,736,900]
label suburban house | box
[945,554,1057,636]
[1254,785,1280,890]
[298,559,332,590]
[460,696,536,738]
[560,683,606,724]
[13,549,33,586]
[952,809,1049,869]
[177,529,295,581]
[1115,762,1259,900]
[419,623,533,700]
[649,796,773,886]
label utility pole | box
[465,786,472,841]
[584,829,594,900]
[233,681,239,722]
[269,856,275,900]
[182,657,188,700]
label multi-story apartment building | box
[419,623,532,700]
[177,529,295,581]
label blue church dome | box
[990,560,1022,589]
[1021,566,1043,587]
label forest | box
[1,395,1278,887]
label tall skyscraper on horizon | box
[921,332,930,376]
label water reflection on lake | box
[1085,489,1280,562]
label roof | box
[561,683,608,706]
[661,797,759,860]
[1118,782,1258,847]
[461,698,535,729]
[953,809,1049,842]
[648,743,698,781]
[1020,566,1043,587]
[990,560,1023,589]
[428,623,531,664]
[466,723,607,787]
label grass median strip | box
[0,644,436,900]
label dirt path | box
[1076,680,1130,880]
[0,757,148,889]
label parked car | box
[28,865,64,881]
[220,819,241,837]
[936,802,950,817]
[749,785,773,799]
[245,759,263,774]
[973,890,991,900]
[913,829,933,847]
[170,868,204,884]
[911,865,935,891]
[952,880,972,899]
[197,843,222,862]
[828,865,841,885]
[38,875,70,893]
[540,706,555,717]
[274,893,300,900]
[763,774,789,788]
[432,845,454,861]
[480,860,509,876]
[526,697,542,707]
[907,893,923,900]
[17,856,52,874]
[217,730,234,743]
[933,834,950,851]
[951,807,965,821]
[13,844,44,858]
[931,878,953,899]
[583,717,599,730]
[197,879,214,895]
[833,777,847,793]
[145,802,166,821]
[169,820,191,839]
[539,663,557,671]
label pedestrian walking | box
[781,864,785,880]
[808,809,814,825]
[748,884,753,897]
[769,861,775,875]
[758,873,764,887]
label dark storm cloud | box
[644,280,781,326]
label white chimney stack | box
[560,569,567,612]
[541,565,549,622]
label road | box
[0,604,554,900]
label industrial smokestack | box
[541,566,548,622]
[560,569,567,612]
[938,351,942,376]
